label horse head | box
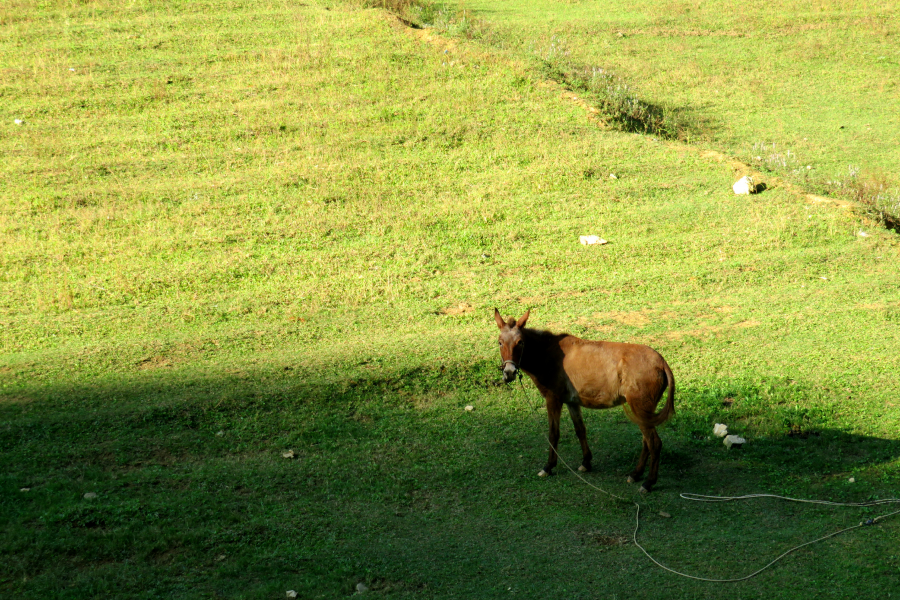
[494,308,529,383]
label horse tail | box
[621,361,676,427]
[647,362,676,427]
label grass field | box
[1,0,899,597]
[451,0,900,201]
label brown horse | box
[495,309,675,493]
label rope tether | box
[507,378,900,582]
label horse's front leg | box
[539,396,563,477]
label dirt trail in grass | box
[405,20,857,212]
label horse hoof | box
[626,476,636,484]
[538,470,549,477]
[578,465,588,473]
[639,486,650,494]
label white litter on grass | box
[464,405,474,411]
[579,235,608,245]
[83,492,97,499]
[286,591,298,598]
[713,423,728,437]
[69,68,75,72]
[282,450,295,459]
[609,173,618,180]
[858,230,870,237]
[14,119,23,125]
[20,488,30,492]
[732,176,753,195]
[724,435,746,449]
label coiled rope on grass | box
[511,377,900,582]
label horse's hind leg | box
[637,427,662,493]
[627,436,650,484]
[566,404,593,472]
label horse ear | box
[516,309,530,329]
[494,308,506,330]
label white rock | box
[464,405,474,411]
[713,423,728,438]
[609,173,618,179]
[579,235,608,245]
[723,435,745,449]
[286,592,298,598]
[282,450,295,459]
[356,583,369,593]
[849,477,855,483]
[83,492,97,499]
[732,176,753,195]
[14,119,23,125]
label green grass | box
[2,0,899,597]
[450,0,900,210]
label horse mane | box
[523,326,567,341]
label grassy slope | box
[462,0,900,188]
[1,0,899,598]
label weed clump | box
[362,0,430,28]
[535,41,698,141]
[361,0,423,13]
[837,168,900,232]
[364,0,478,36]
[750,145,900,233]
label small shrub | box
[536,58,697,141]
[362,0,421,12]
[829,167,900,232]
[845,171,900,232]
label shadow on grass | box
[2,364,899,597]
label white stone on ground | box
[723,435,746,449]
[732,176,753,195]
[579,235,607,245]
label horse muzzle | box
[502,362,518,383]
